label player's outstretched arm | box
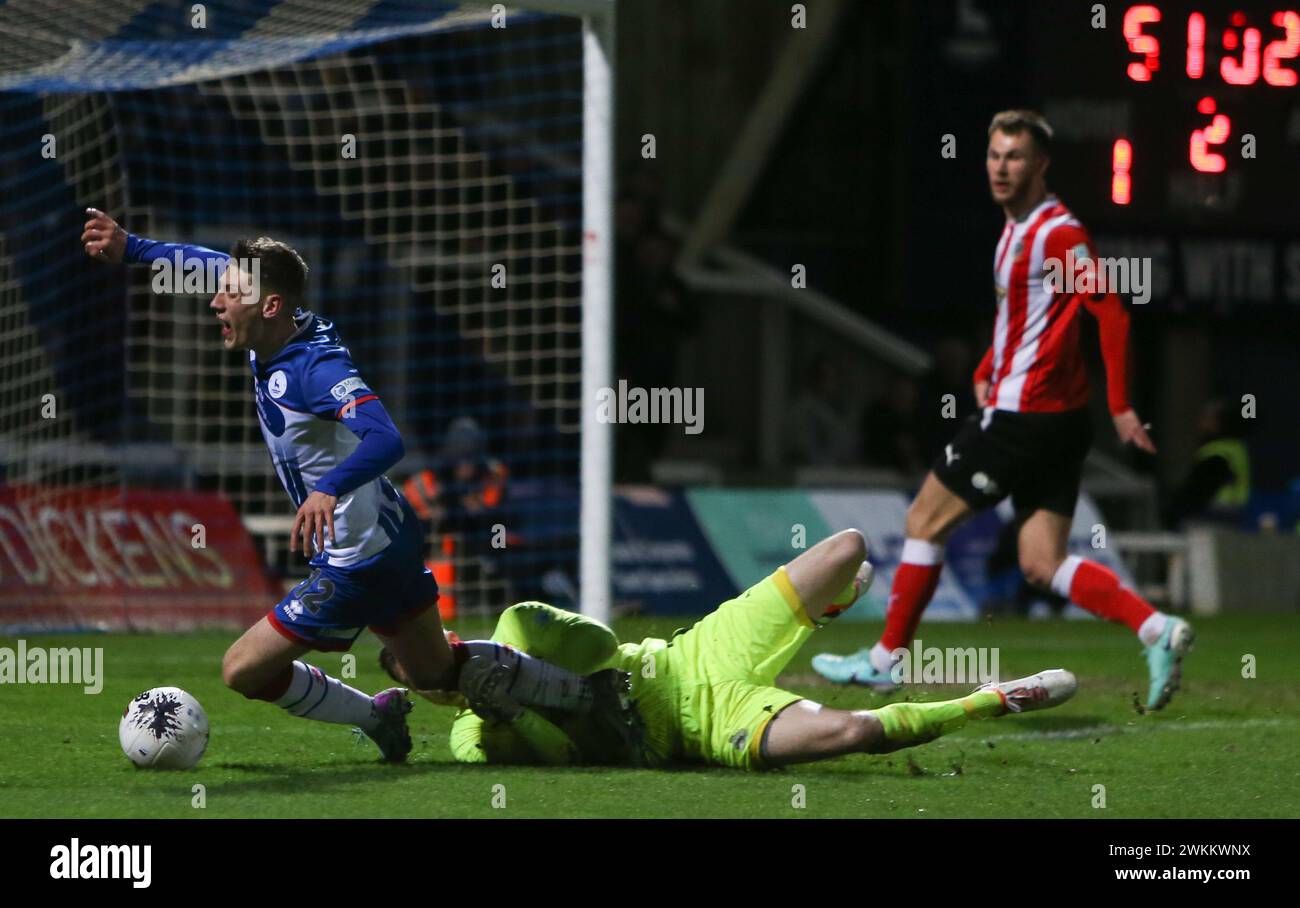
[81,208,127,262]
[1112,409,1156,453]
[1050,225,1157,454]
[80,207,230,270]
[1084,292,1156,453]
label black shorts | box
[931,407,1093,517]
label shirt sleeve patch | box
[329,376,370,401]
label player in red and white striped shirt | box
[814,110,1193,711]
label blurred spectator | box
[403,417,509,617]
[861,375,925,476]
[1162,397,1252,528]
[786,356,858,467]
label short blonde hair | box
[988,109,1053,156]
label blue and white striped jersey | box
[249,310,408,567]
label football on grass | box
[119,687,209,770]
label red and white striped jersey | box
[974,195,1132,416]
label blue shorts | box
[268,504,438,652]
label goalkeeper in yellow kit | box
[382,530,1077,769]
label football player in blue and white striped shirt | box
[83,209,616,762]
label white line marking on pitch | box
[982,717,1291,743]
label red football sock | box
[880,539,945,652]
[1059,557,1154,633]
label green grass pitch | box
[1,613,1296,818]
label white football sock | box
[1137,612,1169,647]
[459,641,595,713]
[900,538,944,565]
[275,661,377,730]
[1050,555,1084,599]
[869,641,898,674]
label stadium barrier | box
[0,486,272,632]
[1186,527,1300,615]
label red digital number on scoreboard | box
[1118,5,1298,198]
[1125,5,1299,86]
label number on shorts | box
[297,569,336,615]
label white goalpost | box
[578,1,615,625]
[505,0,617,623]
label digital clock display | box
[1027,2,1300,232]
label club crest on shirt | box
[255,382,286,436]
[268,370,288,399]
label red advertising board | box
[0,486,274,631]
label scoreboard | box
[1027,2,1299,230]
[1026,1,1300,306]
